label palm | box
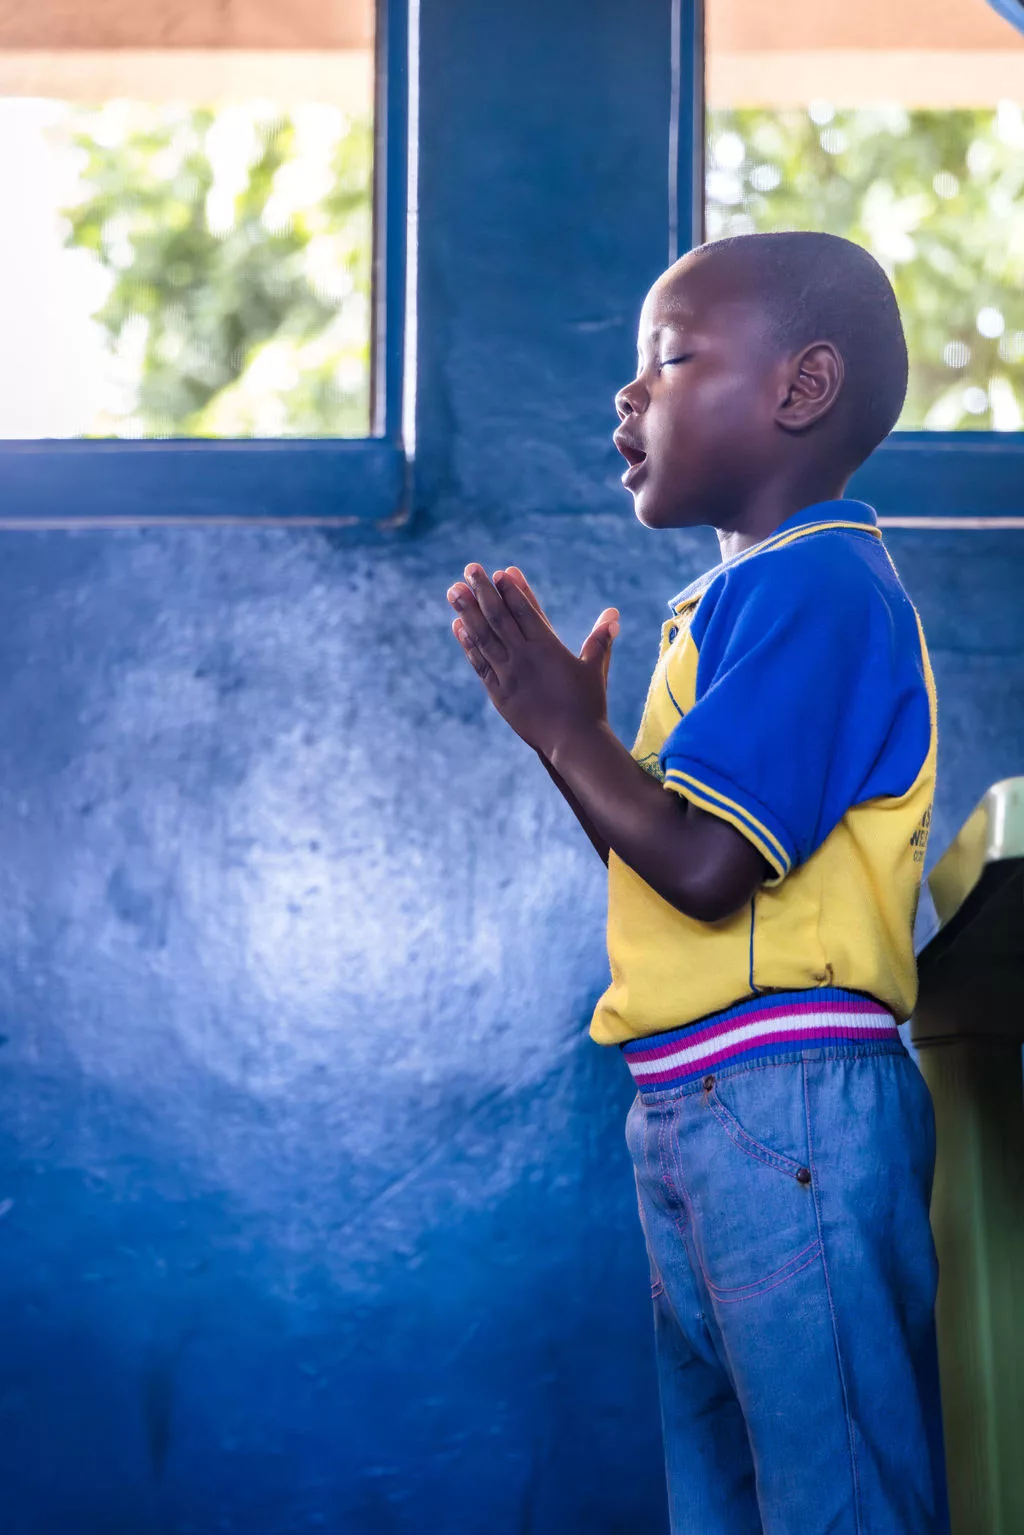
[503,566,616,679]
[446,563,619,758]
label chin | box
[633,489,699,531]
[634,502,666,529]
[631,484,663,528]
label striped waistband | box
[621,989,900,1096]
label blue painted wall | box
[1,3,1023,1532]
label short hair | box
[695,231,908,466]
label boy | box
[446,232,946,1534]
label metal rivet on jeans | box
[796,1167,811,1185]
[703,1074,714,1090]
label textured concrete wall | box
[0,515,1020,1534]
[1,2,1022,1532]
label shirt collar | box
[667,499,879,613]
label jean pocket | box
[704,1078,810,1184]
[677,1066,819,1299]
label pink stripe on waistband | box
[626,998,891,1064]
[630,1020,899,1086]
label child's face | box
[614,254,784,530]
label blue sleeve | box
[659,540,932,882]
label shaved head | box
[614,230,909,535]
[682,231,908,467]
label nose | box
[615,376,648,422]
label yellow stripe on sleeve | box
[664,768,792,879]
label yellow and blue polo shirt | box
[590,499,937,1049]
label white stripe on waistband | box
[627,1010,897,1078]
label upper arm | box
[672,795,772,922]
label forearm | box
[548,722,764,921]
[537,750,610,864]
[443,560,764,913]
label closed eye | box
[661,354,693,367]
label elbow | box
[662,867,760,924]
[632,810,771,922]
[670,887,751,925]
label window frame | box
[682,0,1024,529]
[0,0,411,529]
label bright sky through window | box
[0,0,374,439]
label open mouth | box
[614,432,648,486]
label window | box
[704,0,1024,431]
[2,1,377,440]
[0,0,410,526]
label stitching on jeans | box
[710,1245,822,1304]
[657,1104,732,1372]
[654,1105,733,1381]
[634,1182,665,1297]
[803,1058,863,1532]
[658,1094,812,1307]
[636,1043,906,1103]
[656,1097,723,1313]
[657,1098,693,1251]
[707,1094,805,1177]
[641,1058,807,1103]
[652,1103,704,1337]
[703,1236,822,1297]
[632,1138,667,1302]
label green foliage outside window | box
[59,102,373,437]
[57,101,1023,435]
[707,104,1024,430]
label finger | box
[502,567,551,623]
[579,608,620,668]
[599,617,620,683]
[492,569,550,639]
[584,607,620,643]
[447,582,509,664]
[464,564,524,643]
[453,618,498,688]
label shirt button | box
[703,1074,714,1090]
[796,1167,812,1185]
[668,626,679,643]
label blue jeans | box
[626,1040,949,1534]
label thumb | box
[580,608,620,670]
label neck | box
[714,470,850,563]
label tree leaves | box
[707,106,1024,430]
[60,103,373,438]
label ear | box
[775,342,844,434]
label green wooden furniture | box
[912,778,1024,1535]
